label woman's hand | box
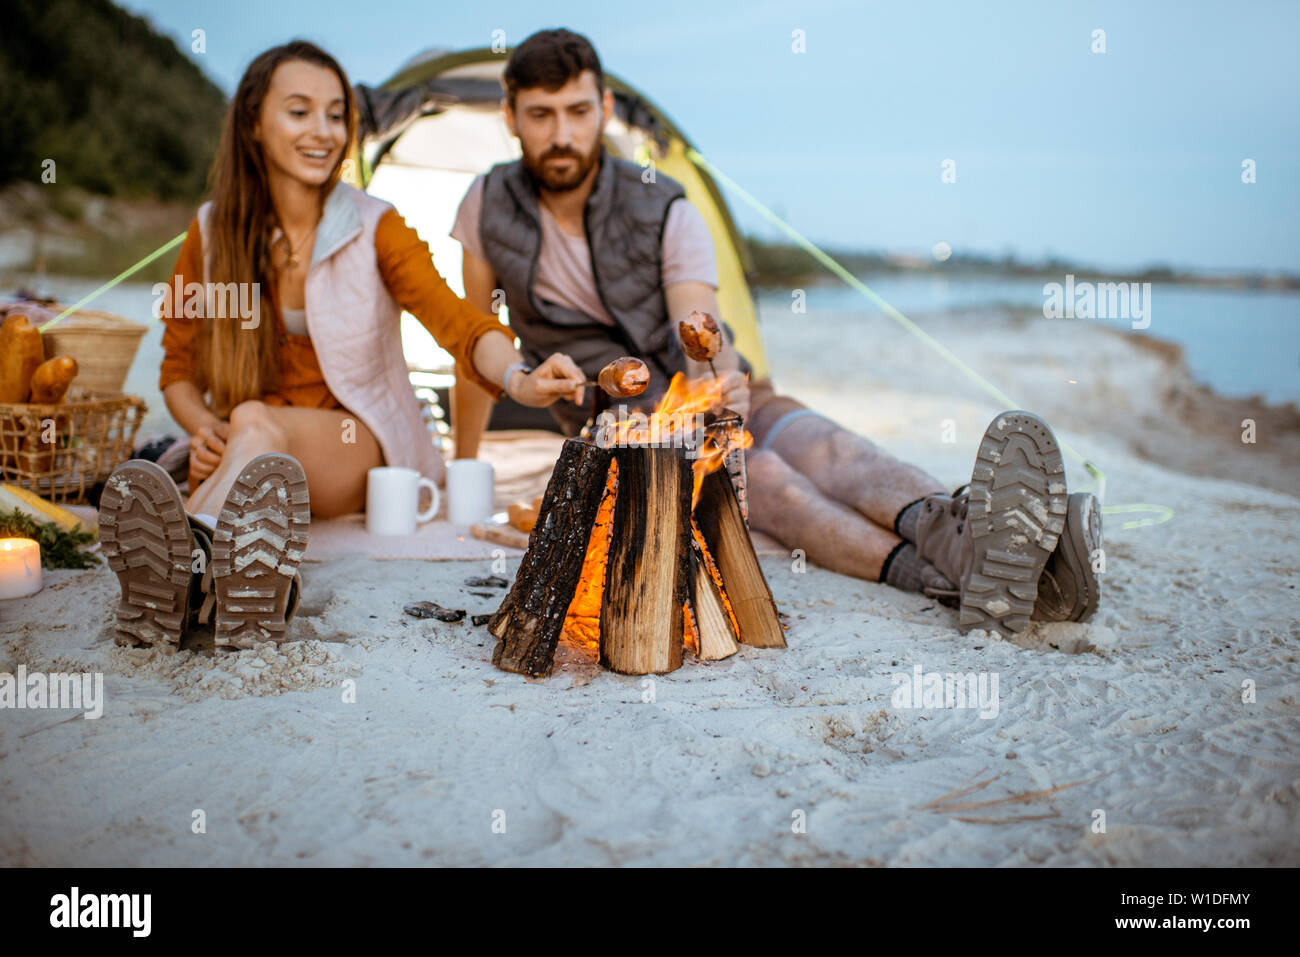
[189,420,229,483]
[510,352,587,407]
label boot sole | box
[210,453,310,650]
[98,459,194,648]
[959,412,1068,638]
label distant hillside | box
[743,237,1300,292]
[0,0,226,201]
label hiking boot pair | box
[99,453,311,651]
[912,411,1102,637]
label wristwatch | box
[503,361,532,398]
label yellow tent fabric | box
[650,138,768,379]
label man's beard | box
[522,141,601,193]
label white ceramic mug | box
[366,466,441,535]
[446,459,494,526]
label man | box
[450,28,1101,637]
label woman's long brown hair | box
[197,40,357,416]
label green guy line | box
[38,231,187,333]
[689,147,1173,529]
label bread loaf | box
[28,356,79,404]
[0,315,45,403]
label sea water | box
[760,276,1300,406]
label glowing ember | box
[561,459,618,651]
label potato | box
[0,315,45,403]
[28,356,79,404]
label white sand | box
[2,306,1298,866]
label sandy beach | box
[2,302,1298,866]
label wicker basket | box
[0,388,147,504]
[39,306,148,394]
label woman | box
[100,40,587,652]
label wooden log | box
[694,466,786,648]
[599,445,691,674]
[690,542,740,661]
[490,438,613,676]
[706,409,748,520]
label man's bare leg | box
[764,412,944,528]
[746,449,901,581]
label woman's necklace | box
[281,225,314,269]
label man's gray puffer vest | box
[479,148,749,435]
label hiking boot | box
[1032,492,1102,623]
[210,453,310,650]
[915,411,1068,637]
[99,459,217,648]
[913,485,970,596]
[919,492,1102,622]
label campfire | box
[488,369,786,678]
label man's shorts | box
[744,379,821,451]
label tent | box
[348,47,769,394]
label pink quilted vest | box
[198,183,445,485]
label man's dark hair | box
[503,29,604,108]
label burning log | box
[693,467,786,648]
[706,409,748,520]
[489,439,614,676]
[599,445,692,674]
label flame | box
[690,426,753,509]
[603,371,752,508]
[683,603,699,656]
[605,372,723,447]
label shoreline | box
[749,269,1300,295]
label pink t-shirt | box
[451,173,717,326]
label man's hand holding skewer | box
[712,368,751,421]
[679,310,750,420]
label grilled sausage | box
[678,310,723,362]
[597,357,649,398]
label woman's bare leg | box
[746,449,901,581]
[185,401,383,519]
[452,362,495,460]
[765,414,945,528]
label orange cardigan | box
[159,208,511,408]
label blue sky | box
[120,0,1299,273]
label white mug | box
[366,466,441,535]
[446,459,494,526]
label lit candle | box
[0,538,42,600]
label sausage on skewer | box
[678,310,723,363]
[592,357,649,398]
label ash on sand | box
[4,562,363,702]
